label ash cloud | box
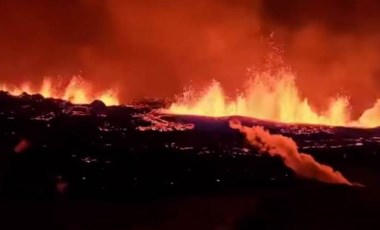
[229,119,355,185]
[1,0,380,115]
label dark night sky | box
[0,0,380,114]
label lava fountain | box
[0,76,119,106]
[168,68,380,128]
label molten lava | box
[0,76,119,106]
[168,69,380,128]
[229,119,355,185]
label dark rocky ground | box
[0,91,380,229]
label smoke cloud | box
[1,0,380,115]
[229,119,355,185]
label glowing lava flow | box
[0,76,120,106]
[168,69,380,128]
[230,119,355,185]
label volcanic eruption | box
[1,0,380,195]
[168,65,380,128]
[0,76,119,106]
[3,1,380,229]
[2,58,380,128]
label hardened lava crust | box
[0,91,380,198]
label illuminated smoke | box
[229,119,355,186]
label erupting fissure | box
[1,70,379,128]
[168,69,380,128]
[0,76,119,106]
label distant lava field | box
[0,91,380,199]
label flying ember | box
[168,68,380,128]
[0,76,119,106]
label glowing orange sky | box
[0,0,379,117]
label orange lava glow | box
[168,69,380,128]
[0,76,119,106]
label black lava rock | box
[90,99,107,112]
